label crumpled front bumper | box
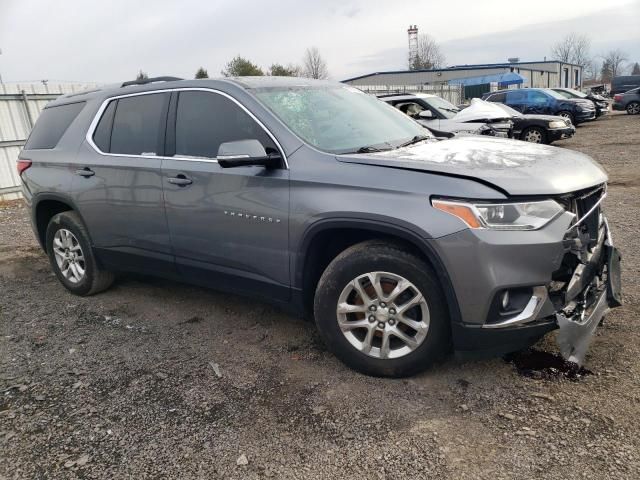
[430,191,622,362]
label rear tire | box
[46,211,114,296]
[313,240,451,377]
[520,126,547,144]
[627,102,640,115]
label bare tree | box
[550,33,592,69]
[632,62,640,75]
[136,70,149,81]
[603,49,628,78]
[302,47,328,79]
[410,34,445,70]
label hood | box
[337,136,607,196]
[519,113,571,122]
[453,99,512,123]
[561,98,594,107]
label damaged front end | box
[551,185,622,364]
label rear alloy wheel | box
[46,211,115,296]
[627,102,640,115]
[314,241,450,377]
[521,127,547,144]
[557,111,574,125]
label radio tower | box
[408,25,418,69]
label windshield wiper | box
[356,145,386,153]
[397,135,430,148]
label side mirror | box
[217,139,281,169]
[418,110,433,119]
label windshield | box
[254,86,430,154]
[555,88,586,99]
[422,96,460,119]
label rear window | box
[108,93,168,155]
[486,92,506,102]
[24,102,85,150]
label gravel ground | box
[1,112,639,479]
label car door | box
[161,89,290,301]
[505,90,527,113]
[72,92,174,274]
[526,90,552,115]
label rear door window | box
[506,91,526,103]
[174,91,276,158]
[109,93,169,156]
[25,102,86,150]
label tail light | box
[17,159,32,175]
[614,94,622,102]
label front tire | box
[627,102,640,115]
[313,241,451,377]
[46,211,114,296]
[520,126,547,144]
[557,110,575,125]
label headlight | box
[548,120,566,128]
[432,199,564,230]
[576,106,584,112]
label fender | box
[31,192,90,249]
[295,216,462,325]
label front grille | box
[550,184,608,309]
[558,184,606,246]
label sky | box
[0,0,638,84]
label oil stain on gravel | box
[504,348,592,380]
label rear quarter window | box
[24,101,86,150]
[487,92,506,102]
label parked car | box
[489,102,575,144]
[18,77,622,377]
[379,93,513,137]
[613,87,640,115]
[483,88,596,125]
[611,75,640,95]
[551,88,609,118]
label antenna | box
[408,25,418,69]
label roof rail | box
[121,76,184,88]
[375,93,415,98]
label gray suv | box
[18,77,622,377]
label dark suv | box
[613,88,640,115]
[18,77,621,377]
[483,88,596,125]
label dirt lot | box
[1,112,639,479]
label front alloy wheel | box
[337,272,430,359]
[627,102,640,115]
[314,241,450,377]
[521,127,546,144]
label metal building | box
[0,82,98,200]
[343,60,584,91]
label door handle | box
[75,168,95,177]
[167,174,192,186]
